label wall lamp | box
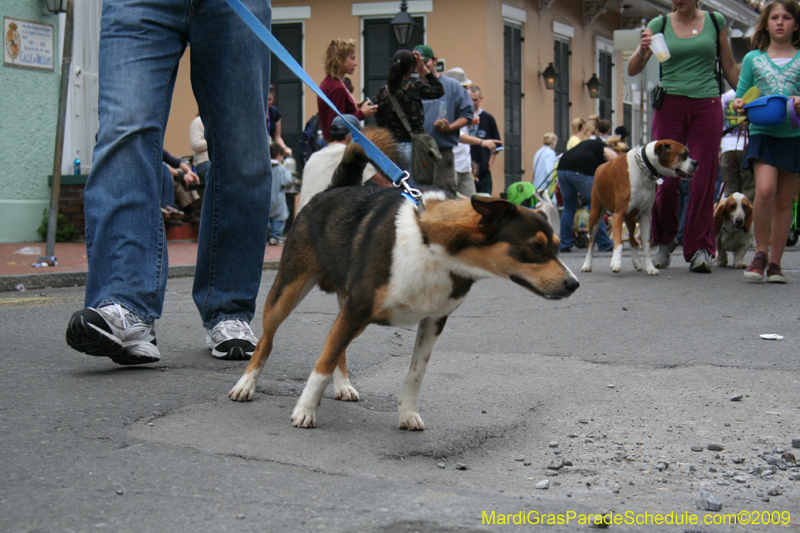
[44,0,68,13]
[390,0,416,48]
[583,73,602,99]
[538,63,558,90]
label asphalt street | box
[1,246,799,533]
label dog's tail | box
[331,126,398,188]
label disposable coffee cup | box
[650,33,670,62]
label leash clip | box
[394,171,422,201]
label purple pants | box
[651,94,723,261]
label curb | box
[0,261,280,293]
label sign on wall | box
[4,17,54,71]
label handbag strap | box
[385,86,414,136]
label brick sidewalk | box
[0,241,283,292]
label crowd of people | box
[629,0,798,281]
[65,0,797,367]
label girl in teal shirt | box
[733,0,800,283]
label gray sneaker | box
[690,249,713,273]
[66,303,160,365]
[666,238,679,254]
[652,244,671,269]
[206,318,257,360]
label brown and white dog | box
[714,192,753,268]
[581,140,697,275]
[229,128,579,430]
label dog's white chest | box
[626,152,657,215]
[383,204,467,325]
[628,183,656,215]
[720,223,750,249]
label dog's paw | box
[610,247,624,273]
[580,264,592,272]
[646,266,660,276]
[632,257,644,271]
[734,262,747,269]
[228,374,257,402]
[399,411,425,431]
[334,383,360,401]
[291,406,317,428]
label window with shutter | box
[270,23,304,155]
[503,22,523,188]
[623,103,632,142]
[598,50,613,121]
[362,16,425,126]
[554,38,571,153]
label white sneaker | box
[205,319,256,360]
[66,303,160,365]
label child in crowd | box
[268,143,294,245]
[733,0,800,283]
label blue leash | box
[223,0,421,204]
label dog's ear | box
[714,200,725,234]
[742,196,754,232]
[654,141,670,157]
[471,196,516,233]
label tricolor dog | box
[714,192,753,268]
[229,128,580,430]
[581,140,697,275]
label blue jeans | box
[268,217,286,240]
[84,0,273,328]
[557,170,613,251]
[161,164,176,208]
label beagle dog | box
[714,192,754,269]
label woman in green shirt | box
[628,0,739,274]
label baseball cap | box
[445,67,472,87]
[414,44,435,61]
[330,114,361,135]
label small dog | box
[229,128,580,430]
[581,140,697,275]
[714,192,753,268]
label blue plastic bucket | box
[744,95,788,127]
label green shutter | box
[270,23,303,154]
[598,50,613,122]
[504,22,523,188]
[554,38,570,153]
[363,17,424,125]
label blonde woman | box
[565,118,586,150]
[318,39,377,140]
[532,132,558,190]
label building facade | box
[0,0,759,242]
[162,0,757,195]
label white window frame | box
[352,1,433,16]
